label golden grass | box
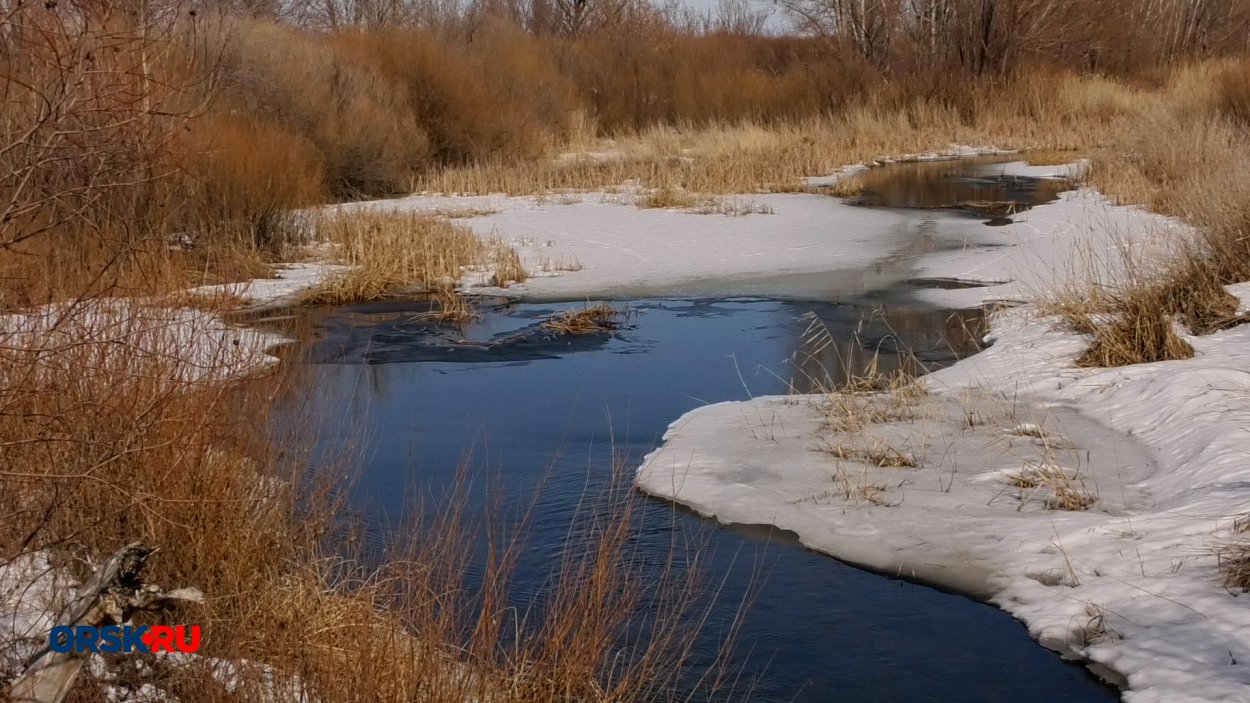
[412,93,1123,198]
[16,8,1250,699]
[0,292,728,702]
[830,439,917,468]
[1008,462,1097,511]
[637,186,706,209]
[1021,149,1087,166]
[1216,517,1250,592]
[425,205,502,218]
[1063,300,1196,368]
[542,303,627,335]
[300,210,523,306]
[637,187,773,215]
[538,254,584,273]
[1032,60,1250,367]
[829,462,892,507]
[827,175,866,198]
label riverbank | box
[2,154,1225,701]
[637,184,1250,700]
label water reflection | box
[841,156,1073,224]
[262,298,1114,702]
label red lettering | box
[146,625,176,653]
[173,625,201,653]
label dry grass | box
[829,462,892,507]
[1049,58,1250,369]
[424,205,502,219]
[538,254,585,273]
[1063,301,1196,368]
[1021,149,1086,166]
[0,294,730,701]
[635,187,772,215]
[542,304,627,335]
[637,186,706,209]
[14,5,1250,700]
[1006,462,1097,511]
[488,236,530,287]
[822,376,927,433]
[828,175,866,198]
[798,314,930,432]
[299,210,519,306]
[829,439,917,468]
[1216,517,1250,592]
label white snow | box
[338,188,1001,301]
[189,262,349,310]
[0,552,75,674]
[909,188,1190,309]
[637,178,1250,699]
[7,153,1237,700]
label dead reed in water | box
[542,303,627,335]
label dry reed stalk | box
[541,304,627,335]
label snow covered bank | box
[638,190,1250,699]
[0,299,285,384]
[190,262,349,310]
[335,188,997,301]
[907,186,1186,309]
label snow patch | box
[637,189,1250,699]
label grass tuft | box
[1216,517,1250,592]
[1008,462,1097,511]
[829,439,917,468]
[542,304,627,335]
[299,210,523,306]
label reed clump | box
[542,304,628,335]
[300,210,524,305]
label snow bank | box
[910,188,1190,308]
[190,262,348,310]
[0,552,74,673]
[338,188,1000,301]
[0,298,284,384]
[639,187,1250,699]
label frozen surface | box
[190,262,348,309]
[910,188,1190,308]
[338,188,1016,301]
[0,299,283,384]
[0,552,74,673]
[638,185,1250,700]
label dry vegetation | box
[637,187,773,215]
[299,210,514,306]
[4,0,1250,699]
[1007,462,1097,511]
[1045,60,1250,366]
[542,303,627,335]
[1216,516,1250,592]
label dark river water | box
[266,293,1118,702]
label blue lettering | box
[97,625,122,653]
[48,625,74,653]
[121,625,150,653]
[73,626,98,653]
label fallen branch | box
[6,542,202,703]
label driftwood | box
[7,542,203,703]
